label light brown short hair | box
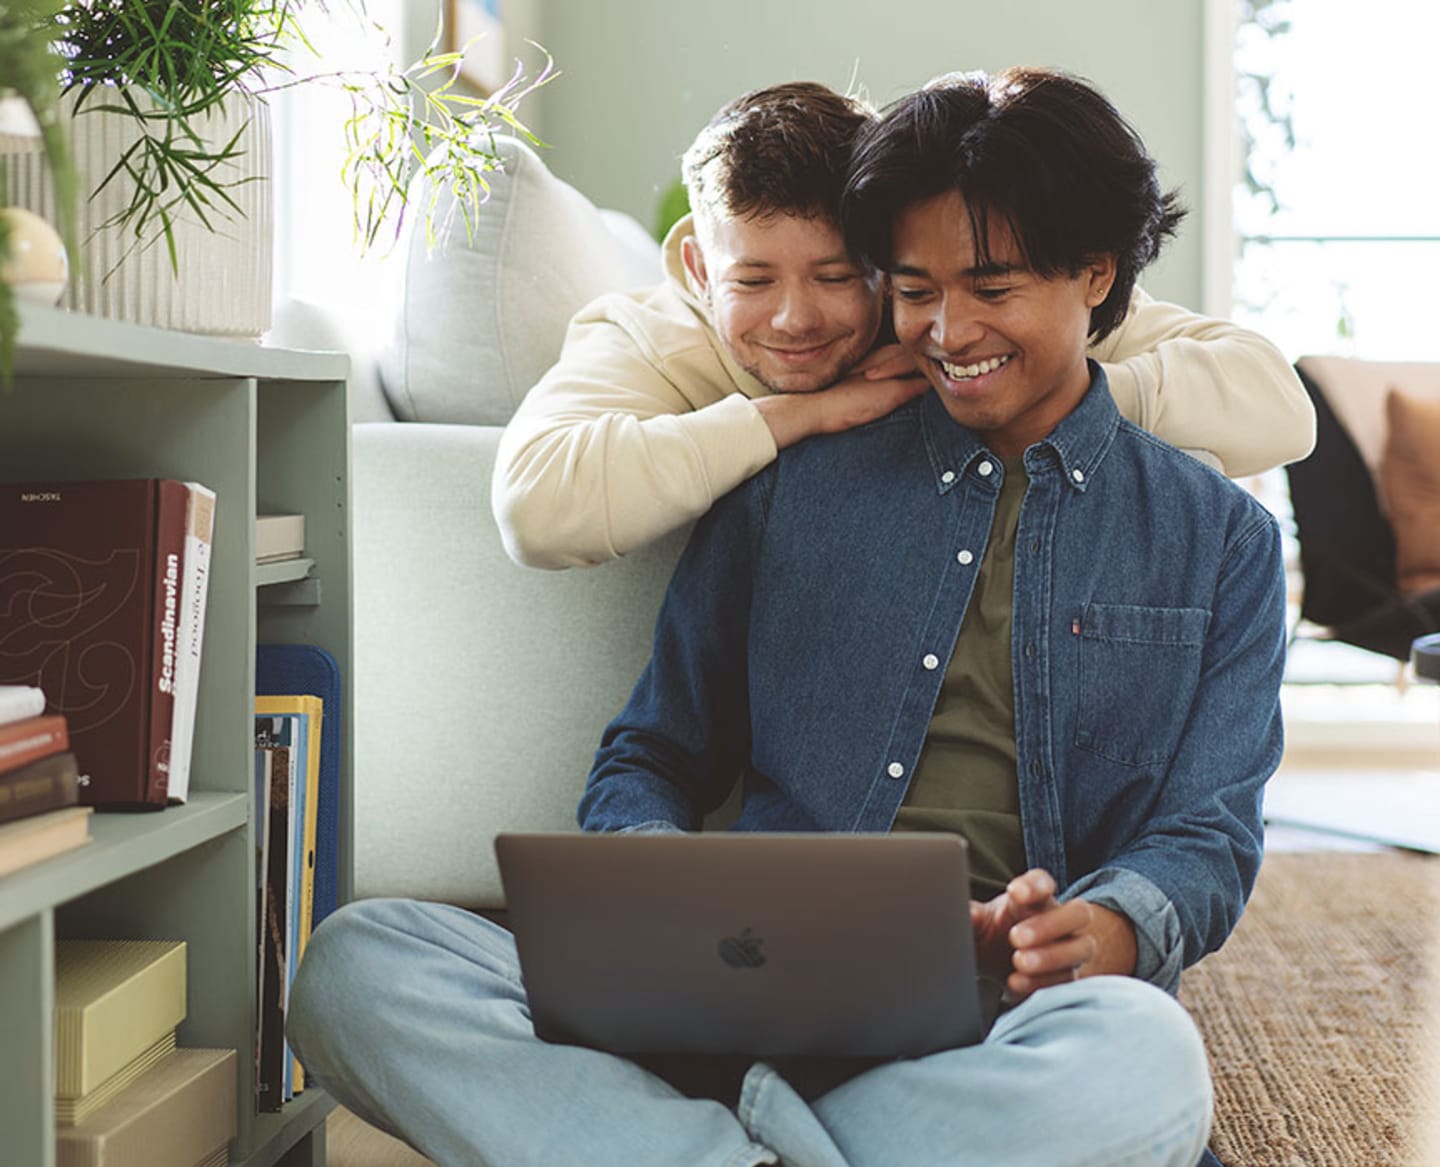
[682,82,874,234]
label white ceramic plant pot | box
[3,90,273,337]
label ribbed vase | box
[4,90,273,337]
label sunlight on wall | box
[270,1,406,334]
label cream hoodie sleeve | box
[1092,288,1315,477]
[493,301,777,570]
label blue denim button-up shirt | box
[580,365,1288,992]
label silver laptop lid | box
[495,831,985,1059]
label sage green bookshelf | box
[0,301,354,1167]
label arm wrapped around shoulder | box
[1093,288,1316,477]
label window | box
[1233,0,1440,361]
[269,2,407,333]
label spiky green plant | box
[0,1,553,387]
[52,1,553,266]
[55,0,298,271]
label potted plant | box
[0,0,552,382]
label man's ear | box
[681,235,710,294]
[1084,254,1118,307]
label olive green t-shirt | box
[892,456,1027,901]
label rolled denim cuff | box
[1062,866,1185,994]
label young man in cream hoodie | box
[493,82,1315,570]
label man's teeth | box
[940,354,1011,380]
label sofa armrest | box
[351,421,686,906]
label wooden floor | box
[327,1107,432,1167]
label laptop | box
[494,831,987,1059]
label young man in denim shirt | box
[290,70,1285,1167]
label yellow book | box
[253,693,322,1092]
[54,940,187,1100]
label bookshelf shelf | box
[256,557,317,589]
[0,793,247,933]
[14,300,349,382]
[0,305,353,1167]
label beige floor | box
[327,1106,432,1167]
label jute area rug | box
[1178,850,1440,1167]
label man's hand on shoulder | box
[970,869,1139,1004]
[753,344,928,450]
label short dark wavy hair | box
[841,67,1185,341]
[683,82,875,233]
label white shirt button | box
[957,549,974,565]
[922,653,940,670]
[887,762,905,779]
[940,470,956,484]
[1072,468,1085,483]
[977,460,994,477]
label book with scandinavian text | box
[54,939,187,1120]
[256,644,342,928]
[0,748,81,827]
[167,482,216,804]
[256,745,292,1112]
[255,695,322,1094]
[0,683,46,726]
[0,479,188,807]
[56,1047,237,1167]
[0,711,69,775]
[0,804,91,878]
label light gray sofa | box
[284,138,687,908]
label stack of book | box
[251,642,342,1113]
[0,684,92,877]
[0,479,216,810]
[54,939,236,1167]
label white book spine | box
[254,513,305,563]
[0,684,46,727]
[167,483,216,804]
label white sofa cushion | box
[379,136,662,426]
[351,421,687,905]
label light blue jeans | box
[288,899,1213,1167]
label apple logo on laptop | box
[718,927,767,969]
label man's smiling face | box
[889,190,1115,455]
[684,211,884,394]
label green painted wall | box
[418,0,1209,307]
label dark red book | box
[0,712,69,775]
[0,479,188,808]
[0,750,81,826]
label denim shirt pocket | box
[1074,603,1212,766]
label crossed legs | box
[288,899,1211,1167]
